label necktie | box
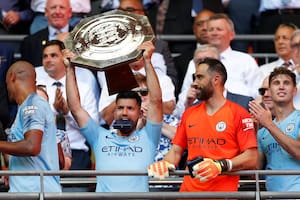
[101,0,119,11]
[53,81,66,131]
[282,61,291,68]
[50,29,62,40]
[192,0,203,15]
[53,81,62,87]
[54,29,62,37]
[56,113,66,131]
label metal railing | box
[157,34,274,41]
[0,170,299,199]
[0,34,278,62]
[0,34,275,42]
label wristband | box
[215,159,232,172]
[226,159,232,171]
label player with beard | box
[63,41,163,192]
[148,58,258,192]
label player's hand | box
[62,49,77,68]
[63,157,72,170]
[3,11,20,27]
[148,160,175,180]
[137,41,155,62]
[249,100,272,128]
[185,83,199,107]
[53,87,69,115]
[192,158,222,182]
[1,176,9,186]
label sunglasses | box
[133,88,148,96]
[258,87,268,96]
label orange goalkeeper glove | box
[148,160,175,180]
[192,158,231,182]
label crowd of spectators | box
[1,0,300,195]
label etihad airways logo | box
[102,141,143,157]
[188,137,226,146]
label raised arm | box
[140,41,163,123]
[63,50,90,128]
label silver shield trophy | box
[64,10,155,95]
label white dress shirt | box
[259,0,300,12]
[151,52,167,75]
[221,47,263,98]
[259,57,300,81]
[259,58,294,77]
[35,66,99,151]
[173,59,195,118]
[179,59,196,99]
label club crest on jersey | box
[242,118,254,131]
[286,123,295,133]
[128,135,139,142]
[216,121,226,132]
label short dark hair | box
[43,40,66,51]
[269,67,296,86]
[116,90,142,106]
[198,57,227,85]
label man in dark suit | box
[174,9,215,96]
[0,44,16,129]
[0,82,9,133]
[146,0,223,54]
[224,0,260,52]
[226,90,253,111]
[20,0,72,67]
[0,0,33,35]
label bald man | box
[21,0,73,67]
[174,9,215,94]
[4,61,61,192]
[193,9,215,45]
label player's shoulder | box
[226,100,250,115]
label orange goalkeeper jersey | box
[173,100,257,191]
